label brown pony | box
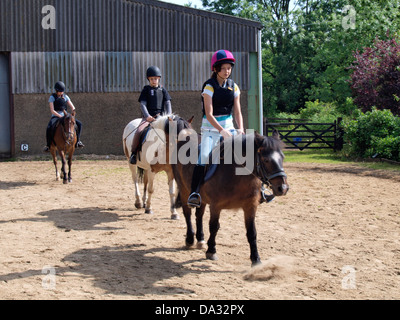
[170,130,289,266]
[50,113,77,184]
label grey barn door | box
[0,53,11,157]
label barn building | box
[0,0,263,158]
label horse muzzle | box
[274,183,289,196]
[270,176,289,196]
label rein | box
[61,116,76,146]
[255,151,287,187]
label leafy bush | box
[343,108,400,161]
[349,35,400,116]
[370,136,400,161]
[299,100,340,123]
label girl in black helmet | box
[43,81,84,152]
[129,66,172,164]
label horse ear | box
[187,115,194,124]
[72,110,76,117]
[272,129,280,140]
[168,116,173,121]
[254,132,264,149]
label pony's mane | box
[258,134,284,153]
[227,133,283,152]
[151,114,173,131]
[162,113,192,135]
[217,133,283,163]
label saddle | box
[136,124,152,161]
[202,136,242,183]
[138,125,151,150]
[51,116,77,138]
[48,117,63,144]
[199,143,220,183]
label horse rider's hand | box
[146,116,156,122]
[219,128,232,140]
[236,128,245,135]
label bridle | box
[255,151,287,187]
[62,115,76,146]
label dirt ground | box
[0,158,399,300]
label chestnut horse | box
[50,113,77,184]
[170,130,289,266]
[122,114,193,219]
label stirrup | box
[77,141,84,148]
[43,146,50,153]
[187,192,201,208]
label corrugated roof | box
[0,0,262,52]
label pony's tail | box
[137,167,145,183]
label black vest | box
[52,93,68,112]
[202,78,235,116]
[139,86,165,117]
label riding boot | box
[75,121,84,148]
[187,165,206,208]
[43,126,52,152]
[77,141,85,148]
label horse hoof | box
[251,260,262,267]
[171,213,180,220]
[134,203,142,209]
[185,241,195,249]
[197,241,206,249]
[206,252,218,261]
[63,180,68,184]
[145,209,153,214]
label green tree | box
[201,0,400,115]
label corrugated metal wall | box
[1,0,261,52]
[11,51,249,93]
[3,0,259,94]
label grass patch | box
[284,149,348,164]
[283,149,400,172]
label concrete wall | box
[13,91,248,157]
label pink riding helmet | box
[211,50,236,71]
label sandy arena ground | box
[0,159,399,300]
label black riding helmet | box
[54,81,66,92]
[146,66,162,78]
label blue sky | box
[159,0,205,9]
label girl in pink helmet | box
[187,49,245,208]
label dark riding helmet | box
[146,66,162,78]
[54,81,66,92]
